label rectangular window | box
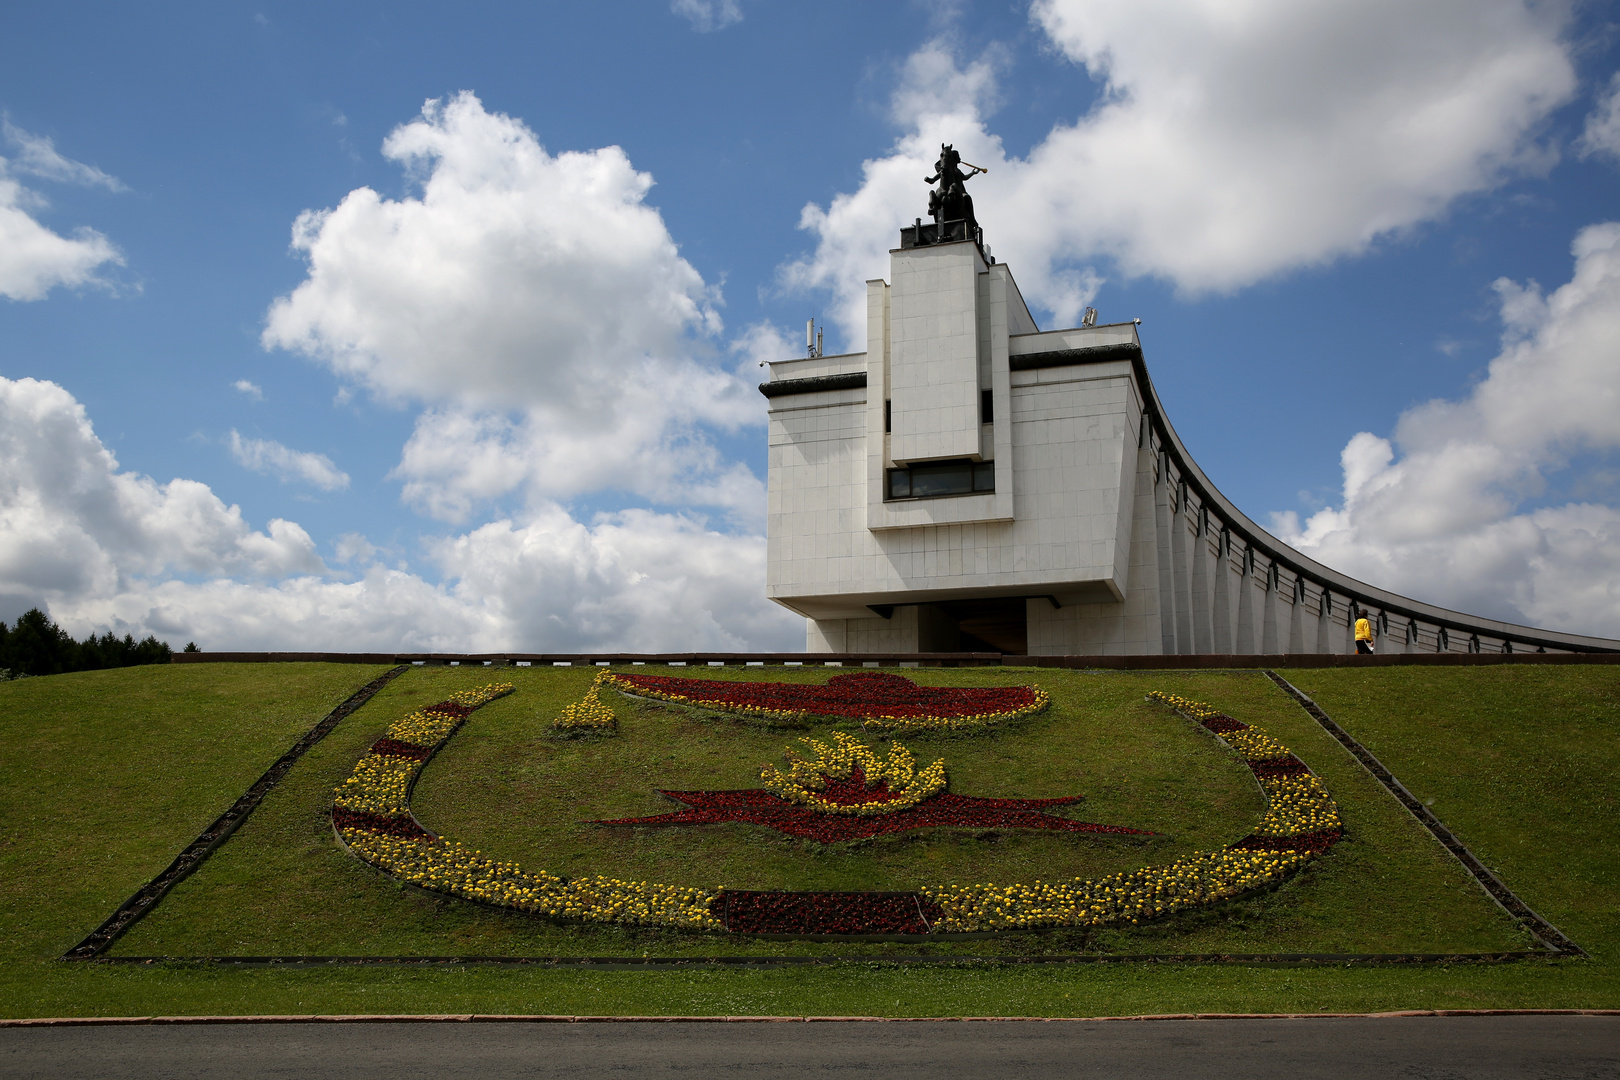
[885,459,994,500]
[980,388,993,424]
[884,399,891,433]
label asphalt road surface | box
[4,1016,1617,1079]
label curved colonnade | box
[1133,351,1614,656]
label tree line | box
[0,608,193,678]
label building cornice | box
[758,372,868,398]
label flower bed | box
[331,681,1341,937]
[340,829,722,929]
[761,732,945,814]
[331,684,513,818]
[331,680,720,929]
[604,669,1050,732]
[590,787,1151,844]
[591,732,1153,843]
[551,670,617,737]
[719,890,945,935]
[913,692,1344,933]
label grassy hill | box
[0,661,1614,1017]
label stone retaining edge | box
[5,1010,1617,1026]
[170,652,1620,667]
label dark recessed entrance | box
[916,598,1028,655]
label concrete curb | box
[5,1010,1618,1026]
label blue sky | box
[2,0,1618,650]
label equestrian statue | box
[924,144,986,241]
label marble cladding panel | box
[889,245,982,464]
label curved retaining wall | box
[1131,355,1616,655]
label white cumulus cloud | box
[262,91,763,522]
[1578,70,1620,163]
[0,374,799,652]
[233,379,264,400]
[392,327,783,524]
[1271,222,1620,638]
[429,503,793,651]
[59,503,800,654]
[263,90,722,409]
[0,376,327,619]
[0,120,124,301]
[228,430,350,491]
[786,1,1578,340]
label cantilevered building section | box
[762,228,1619,657]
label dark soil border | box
[92,951,1555,968]
[59,666,411,961]
[1263,670,1584,957]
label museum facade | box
[762,221,1618,657]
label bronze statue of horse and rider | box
[924,144,986,242]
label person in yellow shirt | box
[1354,614,1375,654]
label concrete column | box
[1235,550,1258,654]
[1211,537,1235,653]
[1286,580,1307,654]
[808,619,848,651]
[1191,522,1215,653]
[1129,449,1164,653]
[1322,594,1349,655]
[1170,493,1194,654]
[1155,467,1181,654]
[1260,568,1281,654]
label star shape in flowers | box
[589,777,1157,844]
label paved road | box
[4,1016,1617,1079]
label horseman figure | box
[924,143,981,240]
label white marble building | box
[763,232,1619,656]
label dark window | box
[884,399,891,433]
[885,459,994,500]
[980,388,993,423]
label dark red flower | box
[332,806,433,840]
[590,787,1156,844]
[717,890,945,935]
[608,669,1043,722]
[370,737,431,760]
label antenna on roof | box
[807,318,822,358]
[1081,307,1097,328]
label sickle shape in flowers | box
[329,679,1340,936]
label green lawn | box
[0,661,1614,1017]
[1280,667,1618,962]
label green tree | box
[0,609,174,677]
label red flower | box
[591,786,1156,844]
[718,890,946,935]
[609,669,1042,722]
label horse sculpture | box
[924,143,980,240]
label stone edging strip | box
[172,652,1620,667]
[92,951,1550,968]
[59,666,411,962]
[4,1010,1617,1026]
[1263,670,1585,957]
